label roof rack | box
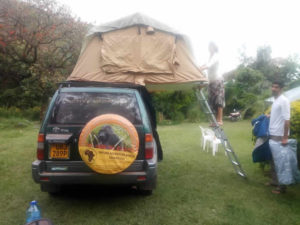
[59,80,208,92]
[59,81,144,88]
[58,81,151,95]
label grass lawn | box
[0,118,300,225]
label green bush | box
[0,107,22,118]
[290,100,300,168]
[152,90,195,122]
[290,100,300,141]
[22,106,41,121]
[171,111,185,122]
[186,104,207,122]
[0,106,41,121]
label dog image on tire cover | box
[92,125,124,150]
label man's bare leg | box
[217,107,223,125]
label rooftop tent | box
[67,13,207,91]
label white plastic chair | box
[211,136,222,156]
[205,129,219,156]
[199,126,214,152]
[199,126,223,156]
[211,133,226,156]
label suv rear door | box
[43,87,148,162]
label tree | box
[251,46,300,84]
[273,55,300,82]
[225,45,300,118]
[238,44,254,67]
[234,66,264,93]
[0,0,89,108]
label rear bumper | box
[32,160,157,187]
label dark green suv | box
[32,82,161,195]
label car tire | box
[40,183,61,195]
[137,174,157,195]
[138,189,153,196]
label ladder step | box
[232,161,240,166]
[225,148,232,153]
[204,111,214,115]
[237,171,246,177]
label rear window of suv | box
[49,92,142,125]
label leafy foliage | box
[290,101,300,163]
[290,100,300,142]
[0,0,89,108]
[152,90,195,122]
[151,90,208,123]
[251,46,300,82]
[0,106,41,120]
[225,46,300,118]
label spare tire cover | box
[78,114,139,174]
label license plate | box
[49,144,69,159]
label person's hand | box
[281,137,288,146]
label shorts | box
[208,80,225,112]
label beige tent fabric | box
[100,27,175,74]
[68,37,135,83]
[68,33,206,86]
[67,15,207,88]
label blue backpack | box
[251,114,269,137]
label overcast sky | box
[58,0,300,74]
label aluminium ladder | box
[195,88,247,178]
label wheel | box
[40,183,61,195]
[78,114,140,174]
[138,189,153,196]
[137,174,156,196]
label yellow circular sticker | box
[78,114,139,174]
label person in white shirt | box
[268,80,290,194]
[200,42,225,126]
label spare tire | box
[78,114,139,174]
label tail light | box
[37,133,45,160]
[145,133,154,159]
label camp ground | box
[1,9,300,225]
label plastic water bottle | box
[26,200,41,223]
